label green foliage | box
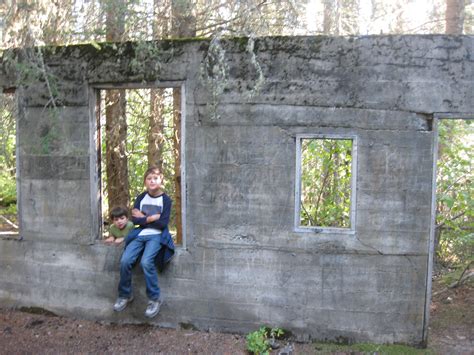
[0,172,16,207]
[246,326,284,355]
[313,341,433,354]
[129,41,162,74]
[0,95,16,175]
[300,138,352,228]
[200,36,228,121]
[246,327,269,355]
[243,36,264,100]
[436,120,473,268]
[0,94,17,208]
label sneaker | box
[144,297,163,318]
[113,296,134,312]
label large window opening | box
[295,135,356,232]
[97,86,183,245]
[435,118,473,269]
[0,91,19,238]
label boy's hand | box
[132,208,145,218]
[146,213,161,223]
[114,237,124,245]
[104,236,115,244]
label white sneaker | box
[113,296,134,312]
[144,297,163,318]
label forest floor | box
[0,267,472,354]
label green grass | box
[312,341,433,354]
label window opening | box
[97,87,183,245]
[435,118,473,268]
[0,91,19,238]
[295,135,355,231]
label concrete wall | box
[0,35,472,345]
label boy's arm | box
[108,224,119,238]
[131,193,147,226]
[143,195,172,230]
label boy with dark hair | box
[105,206,134,245]
[113,166,175,318]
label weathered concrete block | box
[18,106,90,156]
[20,156,90,180]
[21,81,89,107]
[18,179,95,243]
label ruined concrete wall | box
[0,36,472,345]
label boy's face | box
[144,172,163,195]
[112,215,128,230]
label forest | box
[0,0,472,283]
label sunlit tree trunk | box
[445,0,465,34]
[171,0,196,38]
[171,0,196,244]
[104,0,129,210]
[323,0,335,34]
[148,90,166,171]
[148,0,170,170]
[324,0,361,35]
[105,90,129,209]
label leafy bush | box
[436,120,473,268]
[246,326,284,355]
[300,138,352,228]
[0,172,16,207]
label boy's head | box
[110,206,129,230]
[143,166,164,194]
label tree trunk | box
[104,0,129,210]
[323,0,335,34]
[171,0,196,38]
[445,0,465,34]
[147,0,169,171]
[147,88,166,171]
[105,89,129,209]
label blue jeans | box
[118,234,162,301]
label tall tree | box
[148,0,170,171]
[323,0,360,35]
[104,0,130,211]
[445,0,465,34]
[323,0,336,34]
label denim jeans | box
[118,233,162,301]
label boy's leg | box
[118,236,145,298]
[140,235,162,301]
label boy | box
[113,166,175,318]
[105,206,134,245]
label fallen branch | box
[0,231,19,235]
[0,215,18,229]
[433,262,474,297]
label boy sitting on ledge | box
[105,206,134,245]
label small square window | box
[295,134,356,233]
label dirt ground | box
[427,272,474,355]
[0,275,472,354]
